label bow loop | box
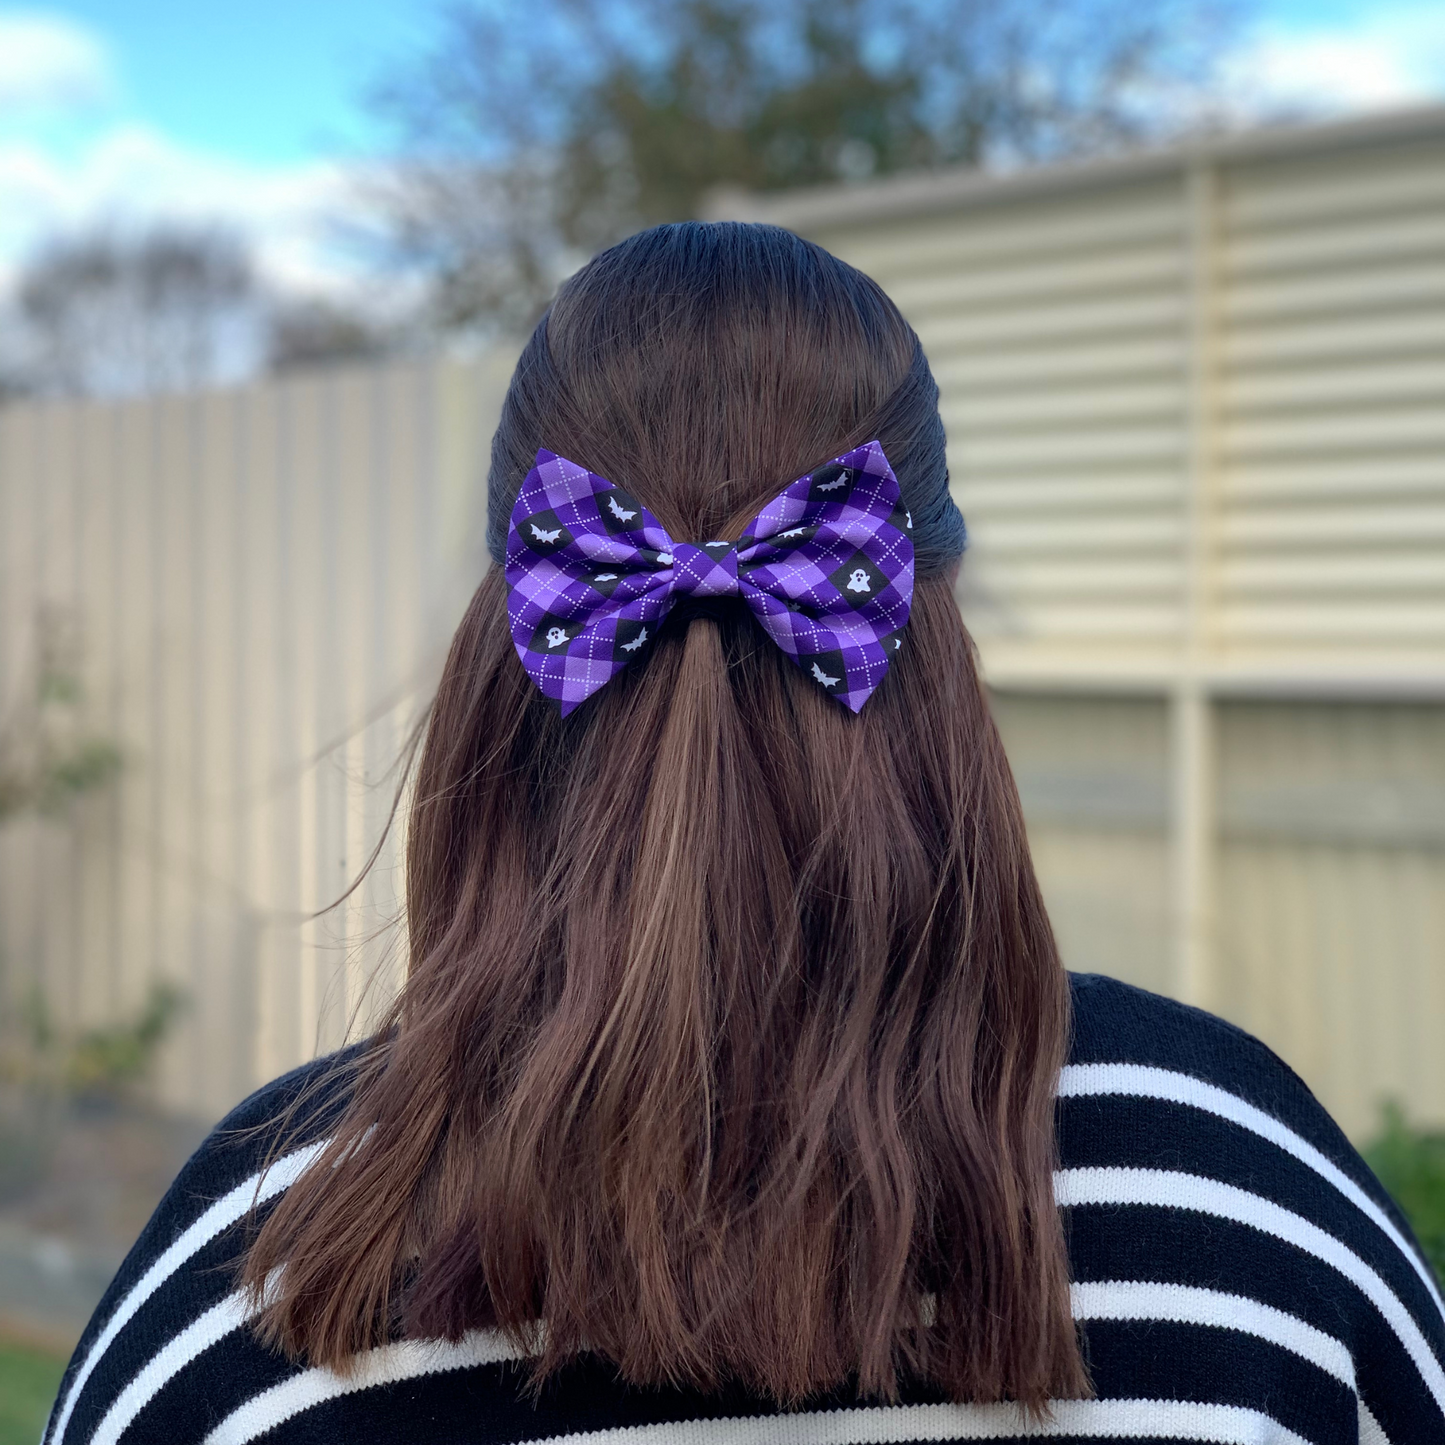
[505,443,913,715]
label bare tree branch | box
[369,0,1248,334]
[15,224,261,398]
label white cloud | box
[0,15,376,303]
[0,10,114,113]
[1227,3,1445,115]
[0,121,378,300]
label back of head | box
[243,221,1087,1409]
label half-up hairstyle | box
[242,221,1089,1410]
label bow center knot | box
[670,541,739,598]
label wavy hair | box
[241,221,1088,1410]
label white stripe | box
[530,1402,1313,1445]
[1058,1061,1445,1327]
[1070,1280,1355,1390]
[208,1389,1309,1445]
[1057,1167,1445,1420]
[167,1282,1355,1445]
[49,1139,327,1445]
[89,1292,251,1445]
[1358,1400,1393,1445]
[203,1329,527,1444]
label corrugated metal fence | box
[0,357,511,1118]
[3,107,1443,1134]
[730,106,1445,1136]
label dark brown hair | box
[242,222,1088,1409]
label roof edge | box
[702,102,1445,230]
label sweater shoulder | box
[1060,973,1445,1439]
[44,1048,367,1445]
[158,1044,364,1215]
[1063,969,1426,1255]
[1067,969,1321,1123]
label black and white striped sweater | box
[45,972,1445,1445]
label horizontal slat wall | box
[1216,137,1445,658]
[769,113,1445,1135]
[988,692,1172,998]
[0,358,506,1118]
[811,180,1191,671]
[803,127,1445,683]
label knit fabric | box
[45,972,1445,1444]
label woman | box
[47,223,1444,1444]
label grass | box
[0,1338,65,1445]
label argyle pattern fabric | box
[504,442,914,715]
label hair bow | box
[504,441,914,715]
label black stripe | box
[1065,1203,1439,1443]
[1082,1317,1357,1445]
[118,1326,299,1444]
[1067,973,1408,1223]
[1057,1090,1445,1346]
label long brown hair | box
[242,222,1088,1409]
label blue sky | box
[0,0,438,294]
[1,0,1443,297]
[10,0,428,165]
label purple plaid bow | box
[504,441,914,715]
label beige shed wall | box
[732,108,1445,1137]
[2,108,1443,1136]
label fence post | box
[1171,157,1222,1009]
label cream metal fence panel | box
[987,692,1173,1000]
[724,106,1445,1135]
[0,356,510,1119]
[1217,136,1445,664]
[1215,701,1445,1137]
[3,109,1444,1134]
[805,176,1194,683]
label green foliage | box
[1364,1101,1445,1286]
[376,0,1246,331]
[63,983,187,1101]
[0,1340,66,1445]
[570,1,937,225]
[33,739,123,816]
[0,608,122,822]
[0,979,185,1200]
[0,1119,51,1206]
[1,981,186,1120]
